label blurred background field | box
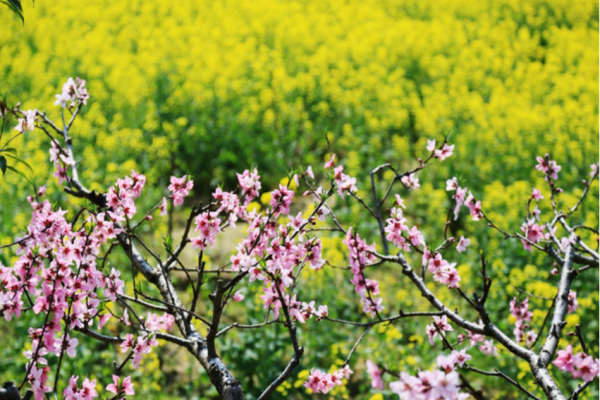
[0,0,598,399]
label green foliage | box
[1,0,24,23]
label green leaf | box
[1,0,24,23]
[6,165,28,179]
[3,152,32,172]
[0,155,6,176]
[0,147,17,155]
[163,234,174,253]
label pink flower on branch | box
[168,175,194,206]
[532,188,544,201]
[366,359,384,390]
[456,236,470,253]
[478,340,498,357]
[434,143,454,161]
[426,139,436,152]
[401,173,420,190]
[106,375,135,399]
[446,177,458,191]
[426,316,453,345]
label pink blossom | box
[391,369,465,400]
[236,168,262,202]
[362,297,384,318]
[270,184,295,216]
[80,377,98,400]
[17,109,36,131]
[168,175,194,206]
[145,312,175,332]
[334,167,358,198]
[120,309,131,326]
[479,340,498,356]
[453,187,468,220]
[305,166,315,179]
[192,211,221,250]
[394,194,406,209]
[590,163,598,178]
[552,345,575,372]
[426,316,453,345]
[98,314,111,329]
[340,365,353,379]
[55,334,78,357]
[532,188,544,201]
[104,268,125,301]
[465,195,483,221]
[408,226,425,247]
[390,372,424,399]
[532,205,541,221]
[525,330,537,347]
[573,355,599,382]
[510,297,533,322]
[304,369,335,394]
[467,330,485,347]
[315,305,328,321]
[324,154,336,169]
[55,77,89,108]
[63,375,80,400]
[446,177,458,191]
[106,375,135,399]
[385,207,409,249]
[520,219,546,250]
[437,354,457,372]
[535,155,562,180]
[121,334,134,353]
[232,290,245,302]
[434,143,454,161]
[288,211,306,232]
[401,173,420,190]
[366,359,384,390]
[456,236,470,253]
[451,349,472,367]
[131,333,159,369]
[160,197,168,216]
[426,139,436,152]
[567,290,578,314]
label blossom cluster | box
[343,228,382,317]
[425,315,453,345]
[237,168,262,204]
[106,170,147,218]
[54,77,89,108]
[423,250,461,289]
[303,365,353,394]
[426,139,455,161]
[446,178,483,221]
[552,345,599,382]
[388,354,469,400]
[121,332,160,368]
[106,375,135,400]
[215,169,327,322]
[509,297,537,347]
[63,376,98,400]
[0,168,158,399]
[536,154,562,181]
[168,175,194,206]
[454,328,498,358]
[144,312,175,332]
[14,109,36,133]
[325,155,358,198]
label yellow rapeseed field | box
[0,0,598,398]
